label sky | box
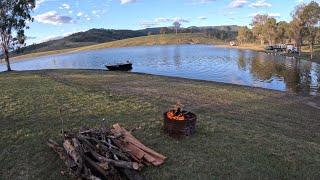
[26,0,317,44]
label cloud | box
[249,0,272,8]
[77,12,83,17]
[26,36,37,40]
[268,13,280,18]
[249,12,280,18]
[139,17,190,28]
[155,18,172,23]
[155,17,189,23]
[120,0,136,4]
[228,0,248,8]
[35,0,45,9]
[34,11,73,25]
[39,35,64,43]
[139,21,158,28]
[197,16,207,20]
[60,3,70,9]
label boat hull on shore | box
[105,63,133,71]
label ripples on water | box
[0,44,319,95]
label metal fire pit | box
[163,110,197,138]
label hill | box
[18,29,147,54]
[12,33,227,60]
[12,25,240,57]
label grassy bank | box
[0,70,319,179]
[218,43,320,63]
[216,43,264,52]
[10,33,225,61]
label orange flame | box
[167,111,185,121]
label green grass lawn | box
[0,70,319,179]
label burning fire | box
[166,102,185,121]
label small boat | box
[105,62,133,71]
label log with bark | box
[46,123,166,180]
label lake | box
[1,44,319,95]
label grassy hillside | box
[71,33,225,51]
[12,33,226,60]
[0,70,319,179]
[8,25,239,58]
[16,29,147,55]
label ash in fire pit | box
[163,103,197,138]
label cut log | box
[63,139,81,166]
[114,124,166,160]
[111,124,166,166]
[47,124,164,179]
[83,155,109,179]
[46,139,77,169]
[104,159,141,170]
[72,138,84,176]
[87,147,141,170]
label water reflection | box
[0,44,319,95]
[173,46,181,68]
[248,54,320,94]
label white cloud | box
[173,17,190,23]
[40,35,63,43]
[197,16,207,20]
[140,17,190,28]
[249,0,272,8]
[120,0,136,4]
[35,0,45,9]
[139,21,158,28]
[34,11,73,25]
[228,0,248,8]
[155,17,189,23]
[268,13,280,18]
[155,18,172,23]
[61,3,70,9]
[249,12,280,18]
[77,12,83,17]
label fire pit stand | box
[163,110,197,138]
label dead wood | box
[46,123,166,179]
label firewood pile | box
[47,123,166,180]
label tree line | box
[159,26,237,41]
[237,1,320,59]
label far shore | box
[1,33,320,64]
[215,44,265,52]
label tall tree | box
[237,26,253,45]
[251,14,268,45]
[173,21,181,35]
[300,1,320,59]
[276,21,289,44]
[0,0,35,71]
[160,27,169,34]
[265,17,277,45]
[289,3,306,55]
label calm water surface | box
[1,44,319,95]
